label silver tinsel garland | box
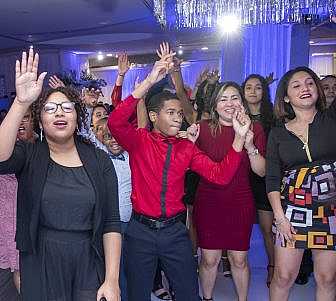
[153,0,336,28]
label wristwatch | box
[247,148,259,156]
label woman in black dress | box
[266,66,336,301]
[0,48,121,301]
[242,74,275,287]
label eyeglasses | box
[43,102,75,114]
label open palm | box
[15,47,47,105]
[232,108,251,138]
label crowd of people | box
[0,42,335,301]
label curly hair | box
[32,86,89,134]
[274,66,326,122]
[209,81,248,137]
[242,74,274,134]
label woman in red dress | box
[193,82,266,301]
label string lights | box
[153,0,336,29]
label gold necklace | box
[293,129,312,163]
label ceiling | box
[0,0,335,55]
[0,0,166,53]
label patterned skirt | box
[278,162,336,250]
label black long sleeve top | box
[0,136,120,258]
[266,101,336,193]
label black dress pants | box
[124,218,200,301]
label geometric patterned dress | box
[280,163,336,249]
[266,104,336,250]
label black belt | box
[132,211,186,230]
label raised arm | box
[0,47,46,162]
[170,59,198,125]
[108,49,175,150]
[110,53,130,107]
[111,85,122,108]
[157,42,197,125]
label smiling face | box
[17,107,34,142]
[40,92,77,143]
[102,127,124,156]
[215,86,243,124]
[321,76,336,107]
[83,89,101,108]
[286,71,318,110]
[92,106,108,128]
[244,77,263,105]
[150,99,183,137]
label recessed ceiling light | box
[201,46,209,51]
[309,40,315,44]
[106,53,113,57]
[177,49,183,55]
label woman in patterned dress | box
[266,66,336,301]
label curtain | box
[243,24,292,100]
[91,59,219,103]
[310,54,334,78]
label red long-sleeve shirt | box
[111,85,122,108]
[111,84,138,128]
[108,95,244,218]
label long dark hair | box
[242,74,274,134]
[274,66,326,122]
[209,81,248,137]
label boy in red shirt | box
[108,49,250,301]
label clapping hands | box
[177,123,200,143]
[232,104,251,138]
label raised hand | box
[196,68,209,86]
[265,72,277,85]
[207,69,220,84]
[232,105,251,138]
[48,75,65,89]
[118,53,130,76]
[15,47,47,105]
[134,76,141,89]
[156,42,175,72]
[156,42,173,60]
[147,52,175,85]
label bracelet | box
[118,73,125,77]
[274,217,286,226]
[247,148,259,156]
